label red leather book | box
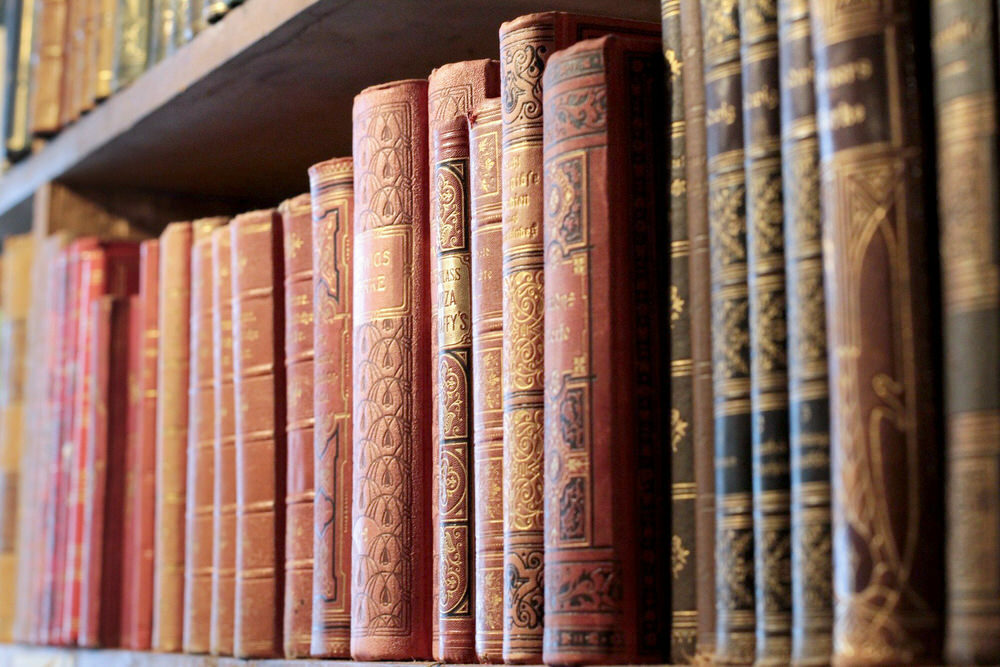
[468,96,504,664]
[209,225,236,656]
[279,193,315,658]
[542,35,670,665]
[119,294,144,648]
[308,156,354,659]
[427,59,499,664]
[182,217,228,654]
[498,14,660,662]
[120,239,159,650]
[351,78,432,661]
[153,221,193,652]
[231,209,286,659]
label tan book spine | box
[94,0,115,100]
[30,0,69,135]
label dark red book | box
[119,294,144,648]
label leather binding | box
[182,217,227,654]
[0,235,33,641]
[279,193,315,659]
[498,14,659,662]
[153,221,193,652]
[59,0,83,127]
[778,1,831,663]
[661,0,697,661]
[77,0,97,115]
[468,97,503,664]
[428,58,499,664]
[209,225,236,656]
[30,0,68,135]
[203,0,228,23]
[812,3,945,663]
[94,0,116,100]
[3,0,36,159]
[120,240,159,650]
[308,157,354,659]
[351,78,432,661]
[679,0,716,659]
[741,2,791,663]
[933,1,1000,663]
[542,34,669,666]
[119,294,144,648]
[231,208,287,659]
[701,0,754,662]
[111,0,150,91]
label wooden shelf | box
[0,0,659,227]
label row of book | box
[0,0,245,166]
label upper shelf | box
[0,0,660,219]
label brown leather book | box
[231,208,286,659]
[468,97,503,665]
[933,1,1000,663]
[0,235,33,642]
[308,156,354,659]
[679,0,715,659]
[351,78,432,661]
[778,2,831,664]
[542,34,669,666]
[153,221,193,652]
[182,217,227,654]
[120,240,159,650]
[279,193,314,659]
[78,0,99,113]
[119,295,144,648]
[498,14,659,662]
[59,0,83,127]
[427,58,499,665]
[30,0,68,135]
[813,3,945,664]
[209,225,236,656]
[661,0,697,661]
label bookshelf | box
[0,0,659,239]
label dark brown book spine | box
[811,2,944,663]
[30,0,68,135]
[182,218,227,654]
[308,157,354,659]
[679,0,716,659]
[498,14,660,662]
[350,78,432,661]
[740,1,791,663]
[932,1,1000,663]
[661,0,697,661]
[702,0,755,662]
[542,34,669,666]
[778,1,831,664]
[469,97,504,664]
[231,209,286,659]
[280,193,315,659]
[209,225,235,656]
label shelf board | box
[0,0,659,221]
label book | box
[468,96,503,665]
[209,224,235,656]
[778,1,831,663]
[3,0,36,159]
[182,217,227,654]
[94,0,116,100]
[148,0,173,64]
[813,3,945,662]
[497,13,659,662]
[308,156,354,659]
[427,57,499,665]
[542,33,669,666]
[231,208,286,659]
[351,78,432,661]
[59,0,84,127]
[279,193,314,659]
[30,0,69,135]
[111,0,150,91]
[119,295,144,648]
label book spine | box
[182,218,225,654]
[59,0,81,127]
[79,0,99,111]
[148,0,173,64]
[4,0,36,158]
[184,0,203,41]
[701,0,755,662]
[209,226,235,656]
[152,221,192,652]
[542,34,669,666]
[932,1,1000,663]
[280,193,315,659]
[203,0,227,23]
[119,294,144,649]
[661,0,697,661]
[111,0,149,90]
[777,1,831,663]
[350,78,432,661]
[173,0,188,47]
[468,97,503,665]
[308,157,354,659]
[231,209,286,659]
[811,2,945,663]
[94,0,115,99]
[30,0,68,135]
